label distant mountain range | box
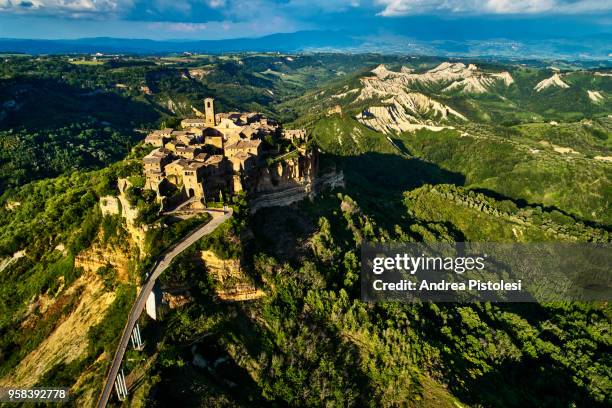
[0,30,610,60]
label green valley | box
[0,53,610,408]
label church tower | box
[204,97,216,126]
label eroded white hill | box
[356,94,465,134]
[348,63,512,134]
[364,63,514,94]
[588,90,604,103]
[534,73,570,92]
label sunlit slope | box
[297,63,611,225]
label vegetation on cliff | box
[0,54,610,407]
[147,190,610,407]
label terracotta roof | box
[204,155,224,165]
[240,126,256,137]
[186,162,206,170]
[145,133,164,141]
[143,147,171,161]
[172,131,193,137]
[167,158,188,168]
[230,151,251,160]
[225,139,262,150]
[176,145,195,152]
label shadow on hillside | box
[472,187,612,231]
[0,76,160,130]
[420,301,606,408]
[454,355,598,408]
[388,137,414,156]
[325,152,465,228]
[247,151,465,262]
[225,299,377,406]
[249,205,317,263]
[154,336,268,406]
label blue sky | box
[0,1,610,40]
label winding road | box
[96,208,233,408]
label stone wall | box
[250,149,318,195]
[249,170,344,213]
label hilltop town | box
[142,98,316,210]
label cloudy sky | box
[0,0,610,40]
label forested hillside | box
[0,54,610,407]
[292,62,612,224]
[144,59,611,407]
[0,53,389,190]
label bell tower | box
[204,97,216,126]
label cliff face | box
[0,271,116,391]
[74,242,133,282]
[252,150,318,194]
[75,194,141,281]
[249,170,344,213]
[201,250,264,301]
[117,179,148,253]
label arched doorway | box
[188,188,195,197]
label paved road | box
[96,208,233,408]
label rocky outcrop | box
[361,63,513,95]
[252,150,318,194]
[0,271,116,388]
[0,250,26,274]
[201,250,264,301]
[319,62,516,135]
[588,90,604,103]
[216,285,265,302]
[534,73,569,92]
[202,250,242,280]
[442,71,513,93]
[188,68,211,79]
[356,94,465,134]
[74,242,132,282]
[115,179,148,252]
[352,63,513,134]
[250,170,344,213]
[99,196,120,216]
[163,291,193,309]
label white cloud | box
[0,0,135,18]
[375,0,612,16]
[1,0,609,21]
[207,0,225,8]
[148,21,208,31]
[285,0,361,11]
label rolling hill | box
[287,62,612,224]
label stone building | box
[142,97,311,208]
[144,148,172,174]
[225,139,262,156]
[180,118,207,128]
[283,129,306,142]
[145,128,173,147]
[204,97,216,126]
